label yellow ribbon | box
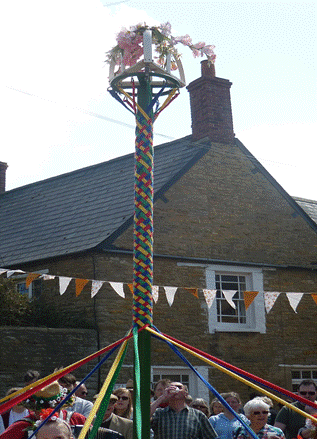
[78,337,129,439]
[146,327,317,424]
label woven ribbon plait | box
[133,108,153,327]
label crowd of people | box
[0,370,316,439]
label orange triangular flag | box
[185,288,199,298]
[128,284,133,295]
[26,273,41,288]
[244,291,259,310]
[75,278,89,297]
[311,294,317,306]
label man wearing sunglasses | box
[274,380,317,439]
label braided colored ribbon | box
[116,84,179,327]
[133,105,154,327]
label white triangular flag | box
[41,274,55,280]
[202,289,217,308]
[264,292,280,313]
[109,282,125,298]
[286,292,304,313]
[152,285,159,303]
[164,286,178,306]
[7,269,25,277]
[59,277,72,295]
[222,290,237,309]
[91,280,104,298]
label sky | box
[1,0,316,199]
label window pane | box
[17,282,29,295]
[302,371,311,379]
[216,274,247,325]
[292,371,300,379]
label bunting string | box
[1,267,316,313]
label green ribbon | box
[133,326,142,439]
[87,342,128,439]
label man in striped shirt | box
[151,382,218,439]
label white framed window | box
[291,367,317,392]
[13,271,48,300]
[151,365,210,402]
[16,279,42,299]
[206,265,266,333]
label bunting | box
[109,282,125,298]
[202,289,217,308]
[26,273,41,288]
[75,278,89,297]
[264,292,280,313]
[286,292,304,313]
[59,277,72,295]
[91,280,104,298]
[1,267,317,314]
[311,294,317,307]
[152,285,159,303]
[185,288,198,298]
[244,291,259,310]
[222,290,237,309]
[164,286,178,306]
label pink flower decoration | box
[192,42,206,50]
[107,23,216,70]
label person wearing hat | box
[0,381,86,439]
[97,394,133,439]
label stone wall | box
[0,326,99,400]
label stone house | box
[1,61,317,404]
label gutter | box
[100,247,317,271]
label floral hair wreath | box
[106,22,216,72]
[24,387,73,411]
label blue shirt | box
[209,413,249,439]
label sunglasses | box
[299,391,316,396]
[253,411,269,415]
[192,405,207,410]
[117,395,129,400]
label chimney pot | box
[201,59,216,78]
[0,162,8,193]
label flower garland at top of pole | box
[106,21,216,75]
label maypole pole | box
[107,23,215,439]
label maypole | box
[107,23,215,439]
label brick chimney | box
[0,162,8,193]
[187,60,235,144]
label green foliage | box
[0,277,94,329]
[0,277,32,325]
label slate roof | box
[293,197,317,225]
[0,136,208,267]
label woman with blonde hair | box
[234,398,285,439]
[113,388,133,419]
